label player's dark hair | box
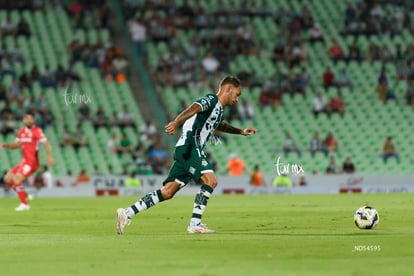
[25,110,35,117]
[220,76,241,87]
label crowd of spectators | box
[58,116,164,175]
[1,15,31,38]
[121,0,318,97]
[326,38,414,64]
[280,130,339,159]
[121,0,414,108]
[2,37,104,136]
[3,1,412,179]
[60,102,139,147]
[0,3,147,179]
[271,4,313,69]
[60,0,111,30]
[121,0,414,114]
[341,1,407,38]
[118,0,413,177]
[337,0,414,108]
[104,128,169,175]
[259,66,312,106]
[0,1,44,11]
[0,9,55,135]
[60,124,88,150]
[312,90,346,118]
[68,37,129,83]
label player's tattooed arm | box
[217,121,243,135]
[165,103,202,135]
[217,122,257,136]
[174,103,202,126]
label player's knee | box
[162,190,175,200]
[12,174,25,184]
[202,175,218,189]
[204,179,218,189]
[161,188,177,200]
[161,182,180,200]
[4,173,13,184]
[207,181,218,189]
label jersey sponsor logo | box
[18,138,32,143]
[198,95,215,110]
[200,98,209,110]
[22,164,32,174]
[189,166,196,175]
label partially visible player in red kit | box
[1,111,54,211]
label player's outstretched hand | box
[242,127,257,136]
[1,143,15,149]
[47,156,55,167]
[165,121,177,135]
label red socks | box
[12,183,28,205]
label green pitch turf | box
[0,193,413,276]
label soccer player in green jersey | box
[116,76,256,234]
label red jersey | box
[329,45,343,58]
[16,125,47,165]
[325,137,338,147]
[330,97,344,110]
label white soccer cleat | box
[116,208,131,235]
[15,203,30,211]
[187,223,217,234]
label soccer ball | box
[354,206,379,229]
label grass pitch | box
[0,193,413,276]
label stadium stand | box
[1,0,413,180]
[0,1,147,177]
[122,0,414,175]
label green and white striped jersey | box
[176,93,224,150]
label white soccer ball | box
[354,206,379,229]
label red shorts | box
[11,161,39,178]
